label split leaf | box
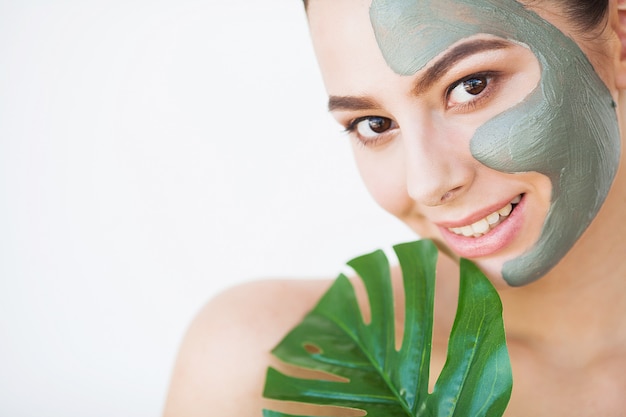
[263,239,511,417]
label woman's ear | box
[613,0,626,89]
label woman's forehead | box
[307,0,392,92]
[308,0,594,89]
[307,0,544,86]
[369,0,560,75]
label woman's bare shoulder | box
[162,277,333,417]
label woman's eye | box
[448,75,490,107]
[354,116,393,138]
[344,115,396,148]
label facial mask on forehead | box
[370,0,620,286]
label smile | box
[448,195,522,238]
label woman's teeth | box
[448,195,522,238]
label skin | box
[163,1,626,416]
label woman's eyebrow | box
[413,38,512,95]
[328,95,380,112]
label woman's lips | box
[437,194,525,258]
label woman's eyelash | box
[344,116,368,133]
[342,116,395,148]
[446,71,502,109]
[447,71,496,93]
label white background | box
[0,1,415,415]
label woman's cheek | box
[352,148,416,219]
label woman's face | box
[307,0,621,286]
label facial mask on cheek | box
[370,0,621,286]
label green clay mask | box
[369,0,621,285]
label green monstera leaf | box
[263,239,511,417]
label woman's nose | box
[402,122,476,207]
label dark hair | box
[302,0,610,32]
[530,0,609,34]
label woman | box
[163,0,626,415]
